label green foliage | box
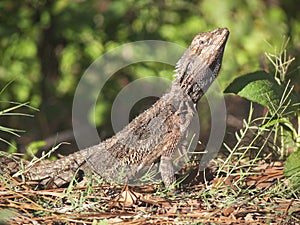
[0,0,299,150]
[225,71,299,116]
[0,209,17,224]
[225,70,299,158]
[284,149,300,189]
[26,140,46,156]
[0,84,36,150]
[0,1,296,102]
[93,219,109,225]
[225,40,300,182]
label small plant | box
[0,81,36,151]
[224,39,300,188]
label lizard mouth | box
[209,36,228,79]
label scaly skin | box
[2,28,229,188]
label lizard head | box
[175,28,229,103]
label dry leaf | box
[118,186,141,207]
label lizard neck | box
[173,60,222,103]
[163,80,197,111]
[172,27,229,103]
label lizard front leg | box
[158,118,183,187]
[160,155,176,186]
[159,100,196,187]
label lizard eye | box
[199,39,205,45]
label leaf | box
[27,141,46,155]
[0,209,17,224]
[262,118,298,147]
[224,71,300,116]
[284,149,300,188]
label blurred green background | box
[0,0,299,153]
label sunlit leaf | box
[225,71,300,116]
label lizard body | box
[3,28,229,187]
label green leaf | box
[27,141,46,156]
[0,209,17,224]
[284,149,300,188]
[224,71,300,116]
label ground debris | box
[1,161,299,224]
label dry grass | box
[1,158,299,224]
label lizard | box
[1,27,229,188]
